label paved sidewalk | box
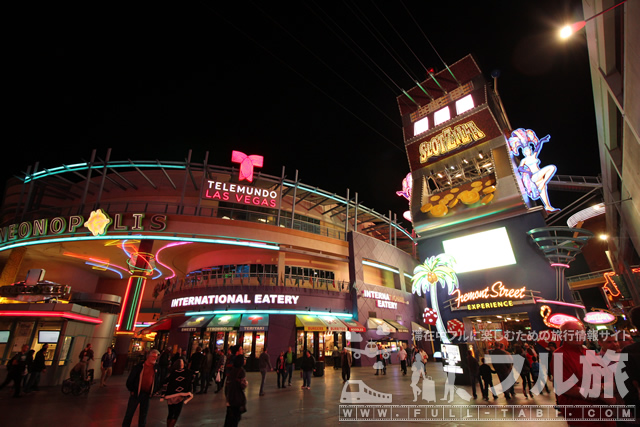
[0,361,567,427]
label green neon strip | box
[415,82,433,100]
[402,90,419,106]
[185,309,353,318]
[0,234,280,253]
[24,163,186,183]
[445,65,460,85]
[428,72,446,93]
[127,277,144,330]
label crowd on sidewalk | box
[3,306,640,426]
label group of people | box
[0,343,49,397]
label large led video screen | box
[442,227,516,273]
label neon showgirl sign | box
[507,128,559,212]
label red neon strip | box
[117,276,135,331]
[0,311,102,324]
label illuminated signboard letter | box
[419,120,485,164]
[231,151,264,183]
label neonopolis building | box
[0,150,421,381]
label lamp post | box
[560,0,627,39]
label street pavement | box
[0,361,567,427]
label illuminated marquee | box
[583,311,616,325]
[171,293,300,307]
[0,212,167,243]
[203,180,280,208]
[418,120,485,164]
[450,281,527,308]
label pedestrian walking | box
[25,344,48,393]
[258,348,273,396]
[197,348,212,394]
[375,344,386,375]
[492,343,515,399]
[284,346,294,387]
[224,345,247,427]
[301,350,315,389]
[398,345,408,376]
[21,350,35,391]
[515,345,533,398]
[214,349,227,393]
[332,346,340,370]
[157,348,171,393]
[341,347,352,382]
[100,347,117,387]
[122,349,159,427]
[162,359,195,427]
[479,357,497,400]
[0,344,31,397]
[466,350,481,399]
[79,343,95,383]
[188,347,204,393]
[275,352,287,388]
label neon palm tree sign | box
[411,254,459,344]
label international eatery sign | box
[171,293,301,308]
[201,150,281,208]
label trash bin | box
[314,361,325,377]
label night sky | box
[4,1,598,227]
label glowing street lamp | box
[560,0,627,39]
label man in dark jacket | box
[122,349,159,427]
[479,357,497,400]
[466,350,481,399]
[25,344,48,393]
[188,347,204,393]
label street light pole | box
[559,0,627,39]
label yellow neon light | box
[419,120,485,163]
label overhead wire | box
[200,1,405,152]
[342,1,421,106]
[305,0,399,98]
[399,0,460,86]
[250,1,402,131]
[369,0,435,100]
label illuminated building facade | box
[581,0,640,301]
[398,55,582,358]
[0,150,420,380]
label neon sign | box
[396,173,412,222]
[231,151,263,182]
[540,305,580,329]
[203,180,279,208]
[171,293,300,307]
[507,128,559,212]
[418,120,485,164]
[0,212,167,243]
[450,281,527,308]
[583,311,616,325]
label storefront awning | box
[178,315,214,332]
[139,317,172,335]
[206,314,242,331]
[339,317,367,332]
[411,321,428,332]
[319,316,348,332]
[368,317,396,334]
[296,315,327,331]
[385,319,409,333]
[239,314,269,332]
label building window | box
[414,116,429,136]
[434,106,450,126]
[455,94,474,115]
